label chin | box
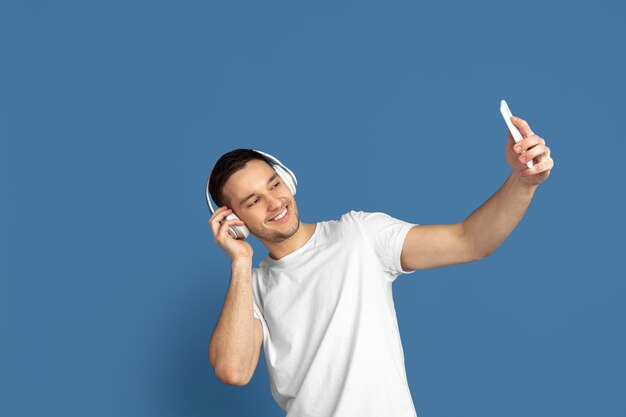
[256,210,300,243]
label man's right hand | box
[209,206,253,261]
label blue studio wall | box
[2,1,625,416]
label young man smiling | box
[207,116,554,417]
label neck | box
[265,222,316,260]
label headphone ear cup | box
[273,165,296,196]
[229,224,249,240]
[224,213,250,239]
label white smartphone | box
[500,99,533,169]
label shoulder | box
[340,210,418,245]
[339,210,396,228]
[252,264,269,282]
[338,210,406,243]
[339,210,388,223]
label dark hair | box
[208,149,273,208]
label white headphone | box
[205,150,298,239]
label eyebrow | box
[239,172,280,206]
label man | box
[207,116,554,417]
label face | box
[222,159,301,243]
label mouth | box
[268,205,290,223]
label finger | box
[209,210,230,235]
[210,207,233,225]
[209,208,233,236]
[209,206,230,223]
[511,116,535,138]
[209,206,226,224]
[536,145,551,164]
[217,218,246,240]
[518,156,554,176]
[209,214,224,237]
[518,144,550,166]
[514,135,544,154]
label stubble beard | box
[250,206,301,244]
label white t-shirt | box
[252,210,419,417]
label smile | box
[269,206,289,222]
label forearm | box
[463,172,538,258]
[209,257,256,383]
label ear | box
[220,192,233,210]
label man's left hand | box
[506,116,554,187]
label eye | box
[274,181,281,188]
[247,198,259,208]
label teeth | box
[272,207,288,221]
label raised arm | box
[208,206,263,386]
[400,116,554,271]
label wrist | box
[510,171,539,193]
[231,256,252,267]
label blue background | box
[2,1,625,416]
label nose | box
[267,194,283,211]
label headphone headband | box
[205,149,297,214]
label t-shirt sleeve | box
[251,268,265,321]
[349,210,419,280]
[253,302,263,321]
